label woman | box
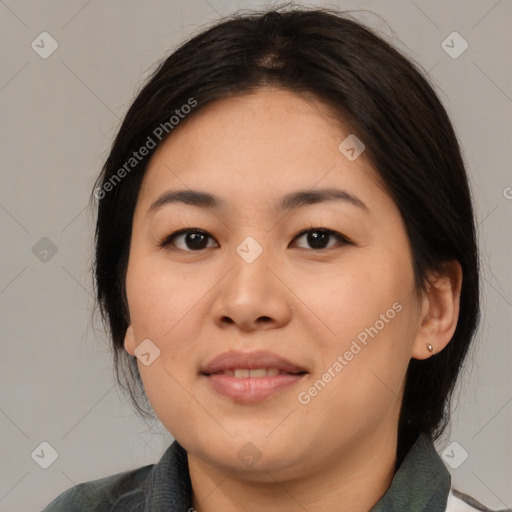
[42,6,510,512]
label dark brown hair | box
[91,5,480,464]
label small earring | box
[426,343,436,355]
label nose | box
[210,243,292,332]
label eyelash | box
[157,226,352,252]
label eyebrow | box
[147,187,369,215]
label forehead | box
[136,88,383,214]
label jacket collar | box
[143,433,451,511]
[369,433,451,512]
[143,440,192,511]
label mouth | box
[200,349,308,375]
[203,368,307,378]
[200,350,308,402]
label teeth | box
[223,367,282,378]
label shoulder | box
[446,487,512,512]
[40,463,154,511]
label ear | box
[411,260,463,360]
[124,325,136,356]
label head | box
[92,6,479,474]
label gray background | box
[0,1,510,510]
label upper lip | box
[200,350,308,375]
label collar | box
[142,433,451,511]
[369,433,452,512]
[143,440,192,511]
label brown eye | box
[159,229,218,251]
[292,228,351,250]
[159,227,351,252]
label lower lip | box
[202,373,307,402]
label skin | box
[123,87,462,512]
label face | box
[123,88,428,481]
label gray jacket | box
[41,433,511,511]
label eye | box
[158,227,351,252]
[291,228,351,250]
[158,228,218,251]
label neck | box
[188,427,398,512]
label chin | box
[194,436,307,478]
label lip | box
[200,350,307,375]
[200,350,308,403]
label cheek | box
[125,255,210,435]
[124,250,218,409]
[297,300,417,441]
[297,249,417,398]
[295,253,409,344]
[126,252,202,340]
